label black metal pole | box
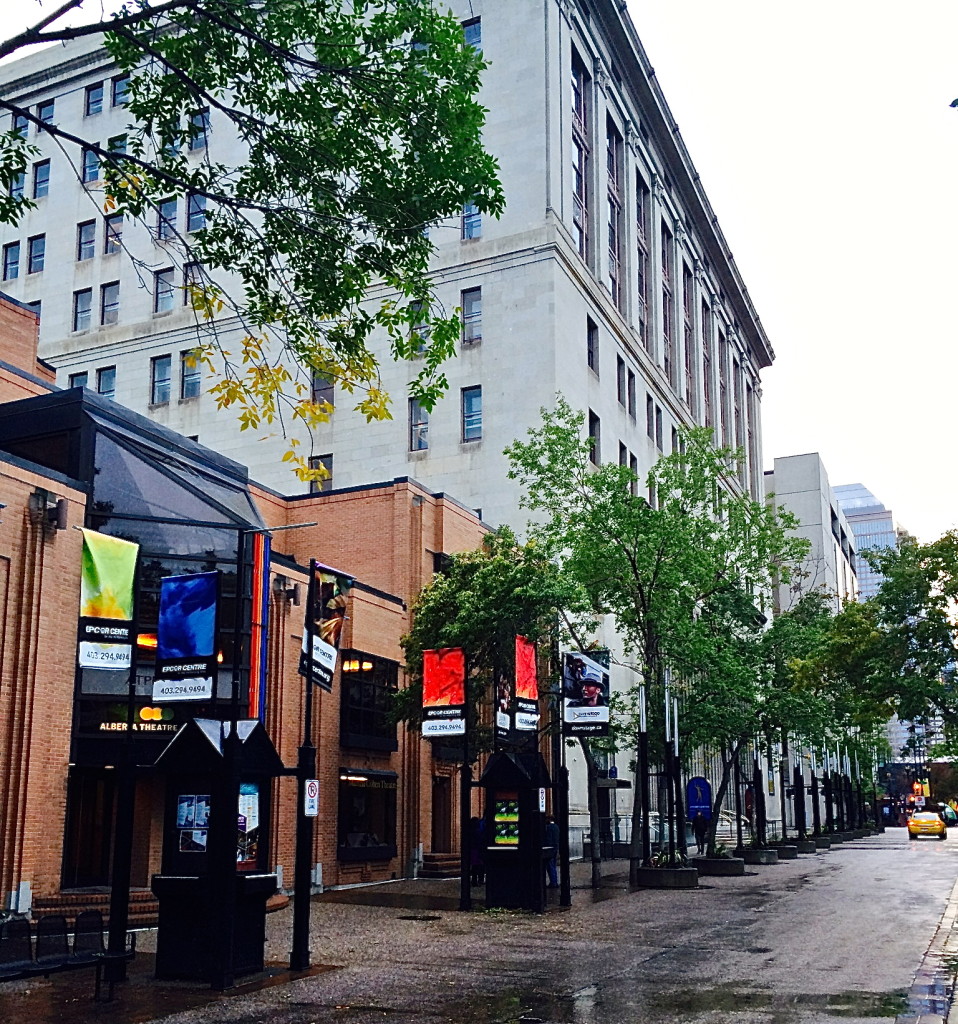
[779,732,789,841]
[872,782,880,829]
[792,763,806,840]
[733,747,744,855]
[291,559,317,971]
[639,722,651,866]
[754,752,767,848]
[459,657,472,912]
[823,769,835,834]
[810,769,822,837]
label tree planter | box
[693,856,745,877]
[774,844,798,859]
[741,848,779,865]
[813,836,831,850]
[634,866,699,889]
[795,839,818,854]
[826,833,844,844]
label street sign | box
[915,794,926,808]
[305,778,319,817]
[687,776,712,820]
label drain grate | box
[397,913,442,921]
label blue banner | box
[154,571,219,701]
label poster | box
[299,560,354,691]
[514,635,539,732]
[237,781,260,868]
[562,651,610,737]
[77,529,138,669]
[494,670,512,745]
[493,794,519,846]
[421,647,466,736]
[153,571,218,701]
[176,792,210,852]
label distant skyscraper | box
[834,483,897,600]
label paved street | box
[2,829,957,1024]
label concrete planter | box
[693,856,745,877]
[813,836,831,850]
[634,866,699,889]
[826,833,844,844]
[742,848,779,865]
[795,839,818,854]
[774,844,798,859]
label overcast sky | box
[2,2,956,541]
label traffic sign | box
[305,778,319,817]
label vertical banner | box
[514,635,539,732]
[299,560,354,692]
[562,651,610,737]
[152,571,219,701]
[494,667,513,745]
[422,647,466,736]
[77,529,139,669]
[247,532,270,719]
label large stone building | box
[0,1,775,845]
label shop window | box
[339,651,399,751]
[337,770,397,862]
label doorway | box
[431,776,451,853]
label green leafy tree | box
[0,0,503,479]
[506,398,809,873]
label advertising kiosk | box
[151,718,284,984]
[480,751,552,912]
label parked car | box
[907,811,947,840]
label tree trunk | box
[579,738,603,888]
[706,742,739,856]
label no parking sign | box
[305,779,319,817]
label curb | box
[898,873,958,1023]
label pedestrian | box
[692,811,708,855]
[544,815,560,888]
[470,816,486,886]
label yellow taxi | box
[908,811,947,841]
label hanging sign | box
[422,647,466,736]
[562,651,610,737]
[299,560,353,692]
[77,529,138,669]
[153,571,219,702]
[304,779,319,817]
[515,635,539,732]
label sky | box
[1,2,956,541]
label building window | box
[619,442,628,467]
[636,176,650,350]
[629,453,638,496]
[409,398,429,451]
[309,372,334,407]
[85,83,104,116]
[309,454,333,493]
[606,119,622,308]
[27,235,44,274]
[107,134,127,155]
[683,264,696,412]
[661,223,674,386]
[12,113,27,138]
[183,261,203,303]
[181,350,201,399]
[461,385,482,442]
[189,108,210,150]
[461,287,481,343]
[72,289,93,332]
[588,410,600,464]
[187,194,206,232]
[462,18,481,52]
[340,653,399,751]
[646,394,654,439]
[36,100,54,125]
[587,317,598,373]
[154,268,175,312]
[627,369,636,420]
[409,299,430,354]
[100,281,120,325]
[151,354,172,404]
[337,770,397,861]
[112,75,130,106]
[702,303,713,430]
[69,371,88,389]
[96,365,115,398]
[79,147,99,185]
[655,406,663,451]
[571,50,590,259]
[461,200,481,239]
[104,214,123,254]
[9,172,25,200]
[76,220,96,261]
[32,160,50,199]
[2,241,19,281]
[616,355,626,406]
[156,198,177,240]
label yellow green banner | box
[80,529,138,620]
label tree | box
[0,0,504,478]
[506,398,809,873]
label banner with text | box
[299,560,354,692]
[153,571,219,702]
[515,635,539,732]
[77,529,138,669]
[562,651,610,737]
[422,647,466,737]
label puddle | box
[647,986,908,1018]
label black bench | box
[0,910,136,1001]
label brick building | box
[0,291,487,917]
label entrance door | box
[431,777,451,853]
[61,768,115,889]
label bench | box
[0,910,136,1001]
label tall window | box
[32,160,50,199]
[682,264,696,412]
[746,382,757,496]
[409,398,429,451]
[104,214,123,254]
[100,281,120,325]
[9,172,24,200]
[733,358,744,451]
[461,201,481,239]
[154,268,175,312]
[36,100,54,125]
[181,350,202,399]
[571,51,590,259]
[85,83,104,116]
[189,108,210,150]
[157,198,177,240]
[461,287,481,343]
[72,289,93,332]
[187,194,206,232]
[12,113,27,138]
[606,119,622,308]
[646,393,654,439]
[183,261,203,303]
[82,147,99,183]
[2,241,19,281]
[636,177,650,349]
[655,406,663,451]
[309,454,333,493]
[151,354,172,404]
[661,223,674,386]
[112,75,130,106]
[27,235,45,274]
[76,220,96,261]
[96,365,115,398]
[629,453,638,496]
[588,410,601,464]
[616,355,626,406]
[587,317,598,373]
[409,300,429,353]
[627,369,636,420]
[462,386,482,442]
[108,134,127,155]
[718,331,729,446]
[462,18,481,52]
[701,302,713,430]
[310,372,334,408]
[619,442,628,467]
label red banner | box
[515,636,539,732]
[422,648,466,736]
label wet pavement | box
[2,831,957,1024]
